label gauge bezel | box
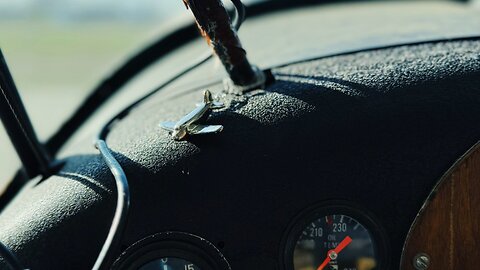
[281,200,389,270]
[112,232,230,270]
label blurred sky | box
[0,0,181,22]
[0,0,261,22]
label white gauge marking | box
[354,222,360,230]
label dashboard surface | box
[0,2,480,269]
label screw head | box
[413,253,430,270]
[328,251,338,260]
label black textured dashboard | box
[1,2,480,270]
[106,40,480,269]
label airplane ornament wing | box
[159,121,176,132]
[210,102,224,109]
[187,124,223,135]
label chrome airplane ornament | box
[160,90,224,140]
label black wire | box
[231,0,246,30]
[93,140,130,270]
[0,241,23,270]
[93,3,246,269]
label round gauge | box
[283,202,387,270]
[113,232,230,270]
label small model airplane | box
[160,90,224,140]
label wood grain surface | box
[401,142,480,269]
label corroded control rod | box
[182,0,264,89]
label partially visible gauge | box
[113,232,230,270]
[139,257,200,270]
[293,215,376,270]
[283,202,388,270]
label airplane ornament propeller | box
[160,90,224,140]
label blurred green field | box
[0,20,162,190]
[1,21,161,98]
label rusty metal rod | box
[183,0,262,87]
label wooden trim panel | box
[401,141,480,269]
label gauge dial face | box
[113,232,230,270]
[292,214,378,270]
[140,257,200,270]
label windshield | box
[0,0,263,191]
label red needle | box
[317,257,331,270]
[334,236,352,254]
[316,236,353,270]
